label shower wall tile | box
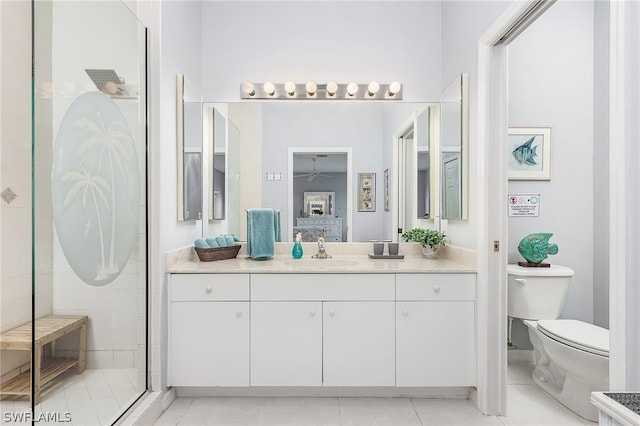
[0,295,30,331]
[1,4,32,346]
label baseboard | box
[175,386,473,399]
[507,349,534,363]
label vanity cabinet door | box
[250,301,322,386]
[322,301,395,386]
[396,301,475,386]
[169,301,249,386]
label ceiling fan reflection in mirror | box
[294,155,333,182]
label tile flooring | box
[154,361,597,426]
[0,368,141,426]
[0,362,599,425]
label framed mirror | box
[176,74,203,221]
[191,101,465,242]
[394,104,438,239]
[440,73,469,220]
[207,107,226,220]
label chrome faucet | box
[312,237,331,259]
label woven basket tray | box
[195,244,241,262]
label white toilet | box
[507,264,609,422]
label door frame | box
[476,0,556,415]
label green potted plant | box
[401,228,446,258]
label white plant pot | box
[421,245,440,259]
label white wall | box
[440,0,512,250]
[200,1,442,102]
[507,1,595,347]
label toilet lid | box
[537,319,609,357]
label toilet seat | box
[537,319,609,357]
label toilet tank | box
[507,264,575,320]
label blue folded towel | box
[194,239,209,249]
[206,238,219,248]
[246,208,280,259]
[231,234,241,242]
[223,235,235,246]
[215,236,228,247]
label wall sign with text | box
[508,193,540,217]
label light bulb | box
[326,81,338,96]
[242,82,255,96]
[346,82,358,97]
[367,81,380,96]
[306,80,317,96]
[388,81,401,96]
[284,81,296,96]
[263,82,275,96]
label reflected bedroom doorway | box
[288,148,353,243]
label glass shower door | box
[32,1,147,424]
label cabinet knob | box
[328,309,335,317]
[309,309,316,317]
[514,278,527,285]
[236,311,243,317]
[433,285,440,293]
[205,285,213,293]
[402,309,409,317]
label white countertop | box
[166,242,476,274]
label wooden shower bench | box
[0,315,87,404]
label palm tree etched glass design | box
[52,92,140,286]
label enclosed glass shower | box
[0,1,147,424]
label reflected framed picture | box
[357,172,376,212]
[508,127,551,180]
[384,169,390,211]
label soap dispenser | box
[292,233,303,259]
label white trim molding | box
[609,0,640,391]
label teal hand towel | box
[274,210,281,242]
[224,235,235,246]
[206,238,219,248]
[247,208,278,259]
[215,236,228,247]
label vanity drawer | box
[251,274,394,301]
[171,274,249,301]
[396,274,475,301]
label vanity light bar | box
[240,81,403,100]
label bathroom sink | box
[284,259,359,269]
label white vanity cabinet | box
[169,274,250,386]
[323,301,395,386]
[395,274,476,386]
[250,274,395,387]
[250,301,322,386]
[168,269,477,390]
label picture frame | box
[384,168,390,211]
[508,127,551,180]
[357,172,376,212]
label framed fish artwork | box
[507,127,551,180]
